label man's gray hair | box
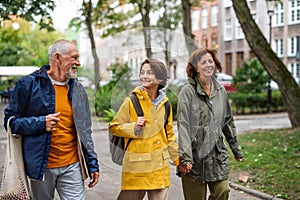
[48,39,73,61]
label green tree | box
[0,19,60,67]
[0,28,22,66]
[233,58,269,93]
[232,0,300,127]
[0,0,55,31]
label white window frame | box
[274,39,284,57]
[211,5,218,27]
[289,0,300,24]
[288,63,300,83]
[252,13,258,24]
[201,8,208,29]
[274,2,284,26]
[288,37,297,56]
[235,19,245,39]
[192,10,199,31]
[224,18,233,41]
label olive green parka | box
[109,86,179,190]
[177,77,243,182]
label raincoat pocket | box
[128,153,151,162]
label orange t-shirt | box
[46,84,79,168]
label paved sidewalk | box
[0,102,289,199]
[84,121,262,200]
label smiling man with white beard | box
[4,39,100,200]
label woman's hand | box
[179,163,193,174]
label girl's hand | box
[134,117,146,136]
[134,116,146,130]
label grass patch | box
[229,128,300,200]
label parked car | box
[216,73,237,93]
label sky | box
[51,0,82,32]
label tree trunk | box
[232,0,300,128]
[138,0,152,58]
[181,0,198,55]
[85,0,100,89]
[162,0,171,76]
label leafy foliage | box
[98,108,117,122]
[233,57,269,93]
[95,62,132,117]
[0,27,22,66]
[0,0,56,31]
[0,19,61,66]
[230,57,284,114]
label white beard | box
[66,65,77,79]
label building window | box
[274,2,284,26]
[288,37,297,56]
[289,0,300,24]
[252,13,258,24]
[274,39,284,57]
[288,63,300,83]
[236,52,244,68]
[235,19,244,39]
[224,18,233,41]
[201,8,208,29]
[192,10,199,31]
[202,36,208,48]
[225,53,233,74]
[211,5,218,27]
[211,34,218,49]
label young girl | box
[109,58,179,200]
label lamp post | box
[266,0,276,113]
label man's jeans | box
[30,162,85,200]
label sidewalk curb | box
[229,182,283,200]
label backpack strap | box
[126,93,171,149]
[130,93,144,117]
[164,100,170,139]
[124,93,143,151]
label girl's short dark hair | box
[140,58,168,90]
[186,48,222,78]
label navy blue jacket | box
[4,65,99,180]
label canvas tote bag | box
[0,116,31,200]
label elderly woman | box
[109,58,179,200]
[177,48,243,200]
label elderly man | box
[4,39,100,200]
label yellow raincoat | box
[109,86,179,190]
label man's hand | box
[45,112,60,132]
[88,171,100,188]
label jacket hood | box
[132,86,168,105]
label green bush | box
[230,91,284,114]
[165,87,178,120]
[95,62,133,118]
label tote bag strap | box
[6,116,16,159]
